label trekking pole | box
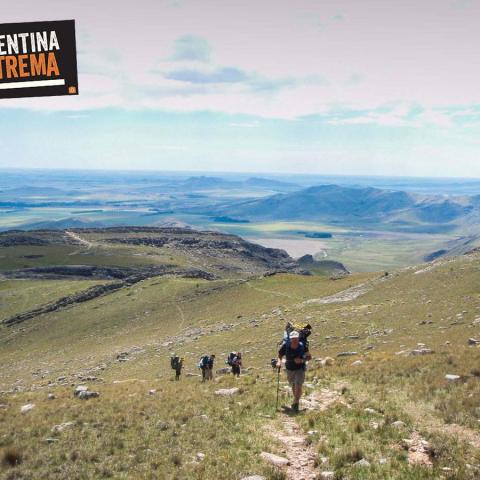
[275,365,281,411]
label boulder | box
[241,476,266,480]
[410,348,434,356]
[337,351,358,357]
[445,374,461,381]
[354,458,371,467]
[468,338,479,346]
[20,403,35,413]
[77,390,99,399]
[260,452,289,467]
[215,387,240,396]
[51,421,75,433]
[74,385,88,396]
[319,473,335,480]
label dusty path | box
[301,274,390,305]
[176,304,186,332]
[65,230,95,254]
[263,388,342,479]
[265,416,318,480]
[245,281,300,300]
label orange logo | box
[68,86,77,94]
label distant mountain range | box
[219,184,480,232]
[175,176,299,191]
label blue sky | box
[0,0,479,176]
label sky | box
[0,0,479,177]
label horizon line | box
[1,166,480,182]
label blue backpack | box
[198,355,209,369]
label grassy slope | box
[0,280,106,322]
[0,254,479,479]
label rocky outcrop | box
[3,264,215,282]
[1,227,305,276]
[297,255,350,278]
[101,228,304,274]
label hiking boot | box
[291,402,299,413]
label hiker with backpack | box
[170,355,184,380]
[227,351,242,377]
[277,324,312,413]
[199,354,215,381]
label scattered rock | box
[468,338,479,346]
[74,385,88,396]
[391,420,406,428]
[215,387,240,396]
[45,437,59,444]
[148,389,156,395]
[337,351,358,357]
[156,421,169,431]
[316,357,335,367]
[404,433,433,467]
[78,390,100,399]
[196,452,205,461]
[260,452,290,467]
[351,360,363,366]
[354,458,371,467]
[445,374,461,382]
[410,348,434,356]
[116,352,129,362]
[20,403,35,413]
[47,393,55,400]
[241,476,266,480]
[319,472,335,480]
[52,421,75,433]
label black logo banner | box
[0,19,78,99]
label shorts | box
[286,369,305,386]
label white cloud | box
[0,0,479,124]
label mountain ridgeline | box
[219,184,480,232]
